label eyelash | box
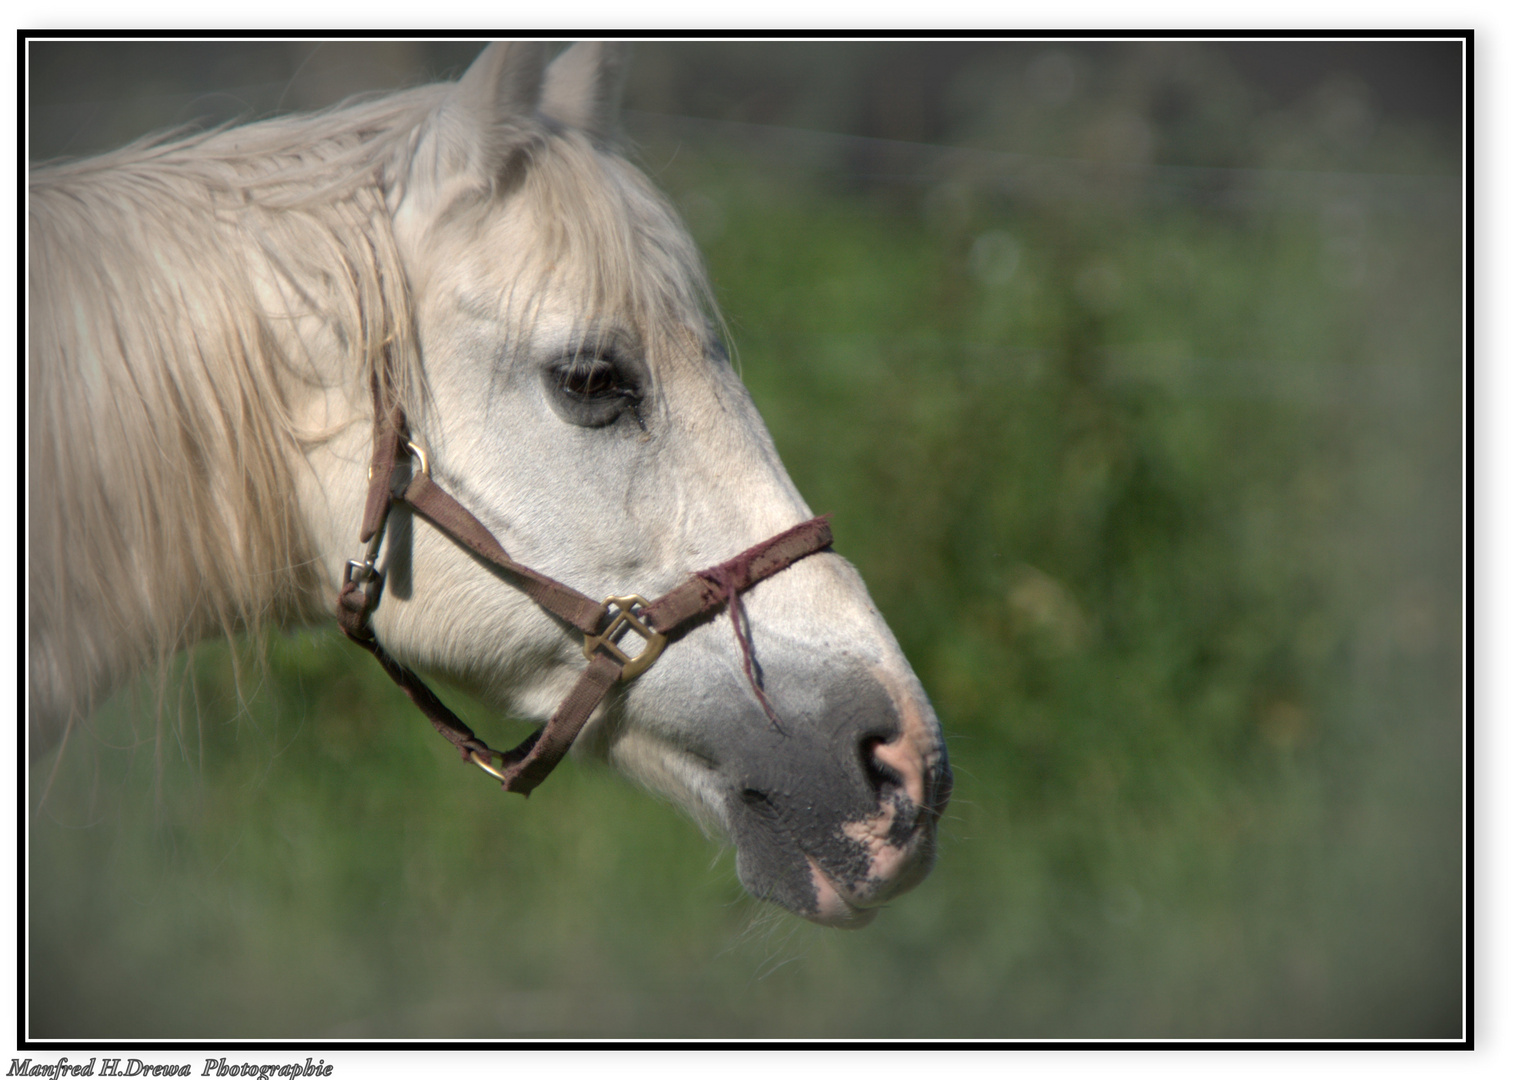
[558,355,630,400]
[553,352,647,431]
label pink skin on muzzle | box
[802,666,949,928]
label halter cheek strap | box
[336,406,833,797]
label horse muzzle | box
[720,664,951,928]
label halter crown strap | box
[337,409,833,796]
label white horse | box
[28,42,951,927]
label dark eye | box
[544,351,645,428]
[559,356,625,399]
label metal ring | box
[405,439,431,477]
[469,749,507,782]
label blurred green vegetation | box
[28,41,1463,1038]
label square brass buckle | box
[583,595,667,681]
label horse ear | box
[428,42,549,184]
[540,42,629,139]
[453,42,549,128]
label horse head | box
[31,41,951,928]
[347,42,952,926]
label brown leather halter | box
[336,397,833,796]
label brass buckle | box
[583,595,667,681]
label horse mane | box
[27,89,443,740]
[27,79,718,748]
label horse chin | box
[804,859,880,929]
[730,839,902,929]
[727,785,943,928]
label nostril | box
[860,736,904,797]
[740,786,778,820]
[865,735,929,809]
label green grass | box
[29,122,1462,1039]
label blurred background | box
[27,39,1464,1039]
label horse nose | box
[834,681,942,817]
[863,732,926,808]
[865,729,954,819]
[816,676,951,904]
[866,668,953,817]
[724,663,950,926]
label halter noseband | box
[335,399,833,797]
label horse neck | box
[27,142,409,741]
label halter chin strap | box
[335,402,833,797]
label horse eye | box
[559,356,622,399]
[544,352,644,429]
